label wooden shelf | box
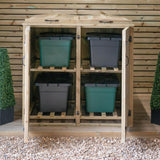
[30,112,75,120]
[30,111,121,121]
[81,112,121,120]
[81,67,121,73]
[30,66,76,72]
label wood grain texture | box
[0,0,157,112]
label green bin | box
[39,33,74,67]
[85,83,119,113]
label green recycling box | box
[85,83,119,113]
[39,33,74,67]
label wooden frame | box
[23,14,134,143]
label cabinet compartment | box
[31,28,76,69]
[81,28,122,70]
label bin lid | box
[35,83,71,87]
[86,32,121,40]
[82,73,119,84]
[35,73,73,84]
[85,83,119,87]
[39,32,75,40]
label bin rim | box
[39,32,75,37]
[35,83,71,87]
[86,32,121,40]
[85,83,119,87]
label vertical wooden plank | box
[23,25,30,143]
[121,27,129,143]
[128,27,134,127]
[76,26,81,125]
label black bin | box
[35,73,72,112]
[87,33,121,68]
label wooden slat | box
[82,68,121,73]
[89,113,94,117]
[30,68,75,72]
[0,26,22,31]
[0,31,23,36]
[134,55,158,60]
[50,112,55,117]
[81,115,121,120]
[61,112,66,117]
[30,114,75,120]
[37,112,43,118]
[134,49,160,54]
[0,43,22,48]
[1,9,160,16]
[0,0,159,4]
[101,113,106,117]
[1,4,160,10]
[134,27,160,32]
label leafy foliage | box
[150,53,160,110]
[0,48,15,109]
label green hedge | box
[150,52,160,110]
[0,48,15,109]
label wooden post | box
[121,27,129,143]
[76,26,81,125]
[23,25,31,143]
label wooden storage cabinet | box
[23,14,134,143]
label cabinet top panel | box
[23,11,134,28]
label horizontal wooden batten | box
[134,66,156,71]
[1,4,160,10]
[134,33,160,38]
[134,55,158,60]
[0,26,22,31]
[134,77,154,82]
[133,72,155,77]
[134,27,160,32]
[133,49,160,54]
[0,0,159,4]
[0,43,22,48]
[0,31,23,36]
[1,9,160,16]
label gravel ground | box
[0,136,160,160]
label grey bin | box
[87,36,121,68]
[36,83,71,112]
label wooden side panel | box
[121,27,129,143]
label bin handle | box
[45,19,59,22]
[126,56,129,66]
[99,20,113,24]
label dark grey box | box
[87,36,121,68]
[0,107,14,125]
[36,83,71,112]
